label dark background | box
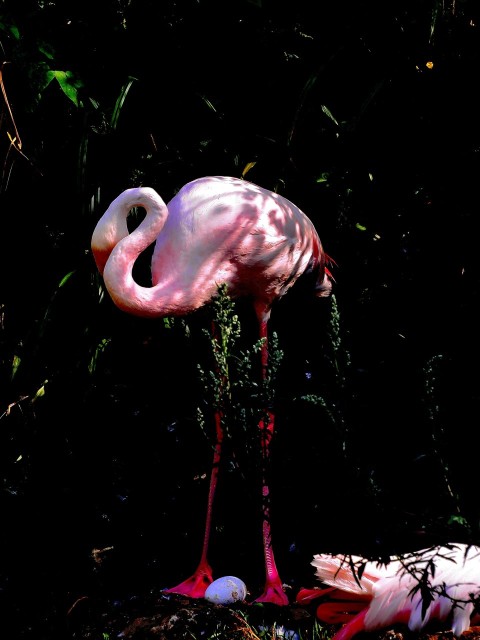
[1,1,480,637]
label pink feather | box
[301,544,480,639]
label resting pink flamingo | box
[91,175,332,605]
[296,543,480,638]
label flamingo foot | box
[163,563,213,599]
[253,580,289,606]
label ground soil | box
[64,588,480,640]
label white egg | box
[204,575,247,604]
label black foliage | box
[1,1,480,637]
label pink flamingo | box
[91,175,332,605]
[296,543,480,638]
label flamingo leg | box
[165,312,287,604]
[296,586,372,623]
[253,317,289,605]
[164,321,224,598]
[164,410,222,597]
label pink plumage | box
[92,176,331,320]
[298,543,480,639]
[91,175,332,605]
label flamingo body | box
[299,543,480,639]
[91,175,332,605]
[92,176,331,321]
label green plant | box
[297,293,351,457]
[196,283,284,467]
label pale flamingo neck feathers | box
[91,187,164,274]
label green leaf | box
[58,270,75,288]
[163,317,175,329]
[41,68,57,92]
[447,514,469,527]
[52,70,84,106]
[199,94,217,112]
[38,42,55,60]
[11,354,21,380]
[111,76,138,130]
[0,21,20,40]
[33,381,48,402]
[321,104,339,126]
[88,338,111,374]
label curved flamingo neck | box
[91,187,164,273]
[94,187,186,318]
